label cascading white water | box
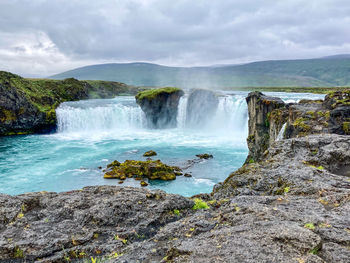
[276,123,287,141]
[56,98,144,133]
[176,93,248,136]
[56,94,249,138]
[176,96,188,128]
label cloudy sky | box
[1,0,350,77]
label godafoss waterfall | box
[0,91,324,196]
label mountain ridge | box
[50,55,350,88]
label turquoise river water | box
[0,91,324,196]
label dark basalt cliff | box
[0,91,349,263]
[245,91,285,163]
[135,88,184,128]
[0,71,142,136]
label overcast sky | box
[1,0,350,77]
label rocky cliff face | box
[185,89,219,128]
[245,91,285,163]
[246,90,350,163]
[0,72,90,135]
[135,87,184,128]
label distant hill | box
[50,56,350,88]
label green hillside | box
[50,57,350,88]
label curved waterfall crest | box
[56,94,249,136]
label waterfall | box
[176,93,248,136]
[176,96,188,129]
[56,98,144,133]
[56,94,248,138]
[276,123,287,141]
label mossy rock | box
[196,154,213,159]
[143,150,157,157]
[135,87,182,101]
[103,159,180,181]
[343,122,350,134]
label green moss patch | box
[135,87,182,101]
[103,159,181,181]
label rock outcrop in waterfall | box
[135,87,184,128]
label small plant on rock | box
[192,198,209,210]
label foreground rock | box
[135,87,184,128]
[0,186,194,262]
[103,159,182,181]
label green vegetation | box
[309,246,320,255]
[13,247,24,258]
[343,122,350,134]
[135,87,182,101]
[192,198,209,210]
[173,209,180,215]
[293,117,311,131]
[114,235,127,244]
[103,159,180,181]
[304,223,316,230]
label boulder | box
[103,159,181,181]
[143,150,157,157]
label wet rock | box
[186,89,219,128]
[104,159,181,181]
[184,173,192,177]
[135,87,184,128]
[143,150,157,157]
[196,153,213,159]
[140,181,148,187]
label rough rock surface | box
[185,89,219,128]
[245,91,285,163]
[247,90,350,162]
[136,88,184,128]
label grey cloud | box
[0,0,349,76]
